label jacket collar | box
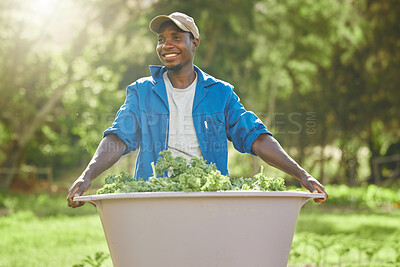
[149,65,218,86]
[149,65,218,112]
[149,65,169,111]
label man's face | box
[156,22,198,71]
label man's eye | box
[158,38,164,43]
[174,36,181,40]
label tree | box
[0,0,153,189]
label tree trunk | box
[319,122,327,183]
[266,81,277,128]
[0,77,73,190]
[0,141,24,189]
[367,127,381,184]
[203,21,218,67]
[319,145,326,183]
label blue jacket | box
[104,65,272,179]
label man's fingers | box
[72,201,85,208]
[301,177,328,203]
[67,182,81,202]
[75,186,86,197]
[301,179,316,193]
[67,181,87,208]
[310,182,328,203]
[67,187,78,202]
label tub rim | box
[74,191,325,201]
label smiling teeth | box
[165,54,178,58]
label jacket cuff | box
[103,128,135,155]
[245,129,273,156]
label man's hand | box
[299,175,328,203]
[66,134,127,208]
[252,134,328,203]
[67,176,91,208]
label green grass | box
[289,206,400,266]
[0,211,111,267]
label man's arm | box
[251,133,328,203]
[67,134,127,208]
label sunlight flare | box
[31,0,58,16]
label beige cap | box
[149,12,200,39]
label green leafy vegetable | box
[96,151,286,194]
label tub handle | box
[301,197,311,207]
[87,200,97,207]
[73,197,99,209]
[301,193,326,207]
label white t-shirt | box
[163,72,203,161]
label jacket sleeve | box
[103,83,141,155]
[225,88,272,155]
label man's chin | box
[164,64,182,72]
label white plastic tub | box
[75,191,324,267]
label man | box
[67,12,328,207]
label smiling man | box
[67,12,328,207]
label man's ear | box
[192,38,200,51]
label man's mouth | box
[163,53,179,58]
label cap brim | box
[149,15,190,34]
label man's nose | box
[163,38,174,48]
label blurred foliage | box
[0,0,399,189]
[307,184,400,210]
[0,191,97,216]
[290,213,400,266]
